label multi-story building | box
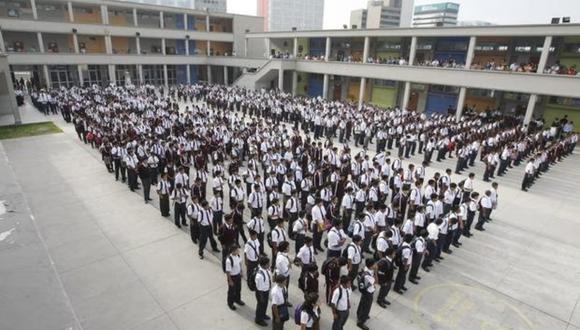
[257,0,324,32]
[116,0,227,12]
[413,2,459,28]
[350,0,414,29]
[0,0,264,88]
[234,24,580,126]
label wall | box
[370,85,397,107]
[464,95,498,112]
[425,91,458,114]
[77,35,106,53]
[233,15,264,58]
[73,5,102,24]
[543,104,580,130]
[307,73,323,97]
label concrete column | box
[223,66,228,85]
[409,36,417,65]
[207,40,211,56]
[325,37,331,61]
[77,65,83,86]
[362,36,370,63]
[161,38,166,55]
[523,94,538,127]
[184,14,188,30]
[358,77,366,109]
[72,33,79,53]
[163,64,168,88]
[278,69,284,91]
[207,65,212,84]
[133,8,138,27]
[3,59,21,124]
[322,74,329,99]
[159,11,164,29]
[244,38,249,57]
[37,32,44,53]
[0,28,5,52]
[465,36,477,69]
[537,36,553,74]
[185,38,190,55]
[43,65,51,88]
[456,87,467,121]
[293,37,298,58]
[101,5,108,24]
[292,71,298,96]
[67,2,73,22]
[401,81,411,110]
[108,64,116,85]
[138,64,144,85]
[186,64,191,84]
[136,36,141,55]
[31,0,38,20]
[105,34,112,54]
[265,38,270,58]
[206,15,210,32]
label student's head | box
[469,173,475,179]
[365,258,376,269]
[278,241,289,253]
[492,182,498,189]
[339,275,351,287]
[304,292,319,308]
[230,244,240,255]
[431,193,438,200]
[259,256,270,268]
[403,234,413,243]
[249,230,258,239]
[419,229,428,238]
[275,274,287,286]
[385,247,396,258]
[276,218,285,227]
[338,257,348,267]
[435,218,443,225]
[352,235,363,245]
[333,220,342,229]
[304,236,313,246]
[485,190,491,196]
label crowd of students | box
[30,82,576,329]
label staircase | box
[233,59,296,90]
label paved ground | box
[1,99,580,330]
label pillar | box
[105,34,112,54]
[31,0,38,20]
[322,74,329,99]
[401,81,411,110]
[358,78,366,109]
[36,32,44,53]
[278,69,284,91]
[101,5,108,24]
[207,65,212,83]
[108,64,116,85]
[207,40,211,56]
[163,64,168,88]
[133,8,138,27]
[465,36,477,69]
[43,65,51,88]
[0,28,5,52]
[185,38,190,55]
[184,14,188,30]
[138,64,144,85]
[186,64,191,84]
[325,37,331,61]
[244,38,248,57]
[136,36,141,55]
[292,71,298,96]
[537,36,553,74]
[456,87,467,121]
[523,94,538,127]
[67,2,73,22]
[4,60,21,124]
[77,65,83,86]
[223,66,229,85]
[409,36,417,65]
[206,15,210,31]
[293,37,298,58]
[72,33,79,53]
[159,11,164,29]
[265,38,270,58]
[161,38,166,55]
[362,36,370,63]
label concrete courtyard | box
[1,101,579,330]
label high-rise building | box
[349,0,414,29]
[257,0,324,32]
[412,2,459,27]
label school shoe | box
[228,304,236,311]
[357,322,370,330]
[377,301,387,309]
[409,279,419,285]
[235,300,246,306]
[255,320,268,327]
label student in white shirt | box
[254,257,272,326]
[225,245,244,310]
[356,258,377,329]
[300,292,321,330]
[331,276,352,330]
[244,230,261,279]
[271,274,289,329]
[475,190,493,231]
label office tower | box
[413,2,460,27]
[257,0,324,32]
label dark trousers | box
[255,290,269,321]
[142,177,151,201]
[423,241,435,268]
[199,225,218,256]
[114,160,126,181]
[393,266,408,291]
[190,219,199,243]
[464,212,475,235]
[475,212,487,229]
[444,230,455,251]
[294,234,305,254]
[409,254,422,280]
[436,234,447,259]
[159,194,170,216]
[377,281,392,303]
[174,202,186,227]
[332,310,349,330]
[357,291,373,323]
[327,249,341,259]
[128,169,138,190]
[227,274,242,306]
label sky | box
[227,0,579,29]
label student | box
[245,230,261,280]
[271,275,290,330]
[225,245,244,310]
[156,173,171,217]
[330,275,352,330]
[357,258,377,330]
[300,292,321,330]
[393,234,413,294]
[254,256,272,327]
[376,247,395,308]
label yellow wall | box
[212,42,232,55]
[77,36,106,53]
[465,96,498,112]
[109,13,129,26]
[543,104,580,130]
[74,7,101,24]
[370,86,397,107]
[111,37,129,53]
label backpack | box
[321,258,335,275]
[395,245,411,267]
[342,243,355,259]
[388,176,395,190]
[267,228,280,248]
[247,267,265,292]
[356,270,371,291]
[294,303,316,326]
